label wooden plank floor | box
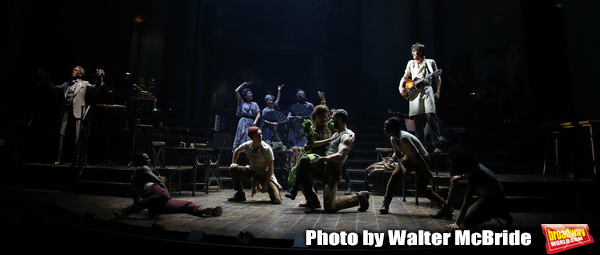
[54,188,549,240]
[5,186,600,254]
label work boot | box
[113,206,134,219]
[227,191,246,202]
[344,185,352,195]
[357,191,370,212]
[284,186,298,200]
[304,200,317,214]
[299,201,321,208]
[379,197,392,214]
[194,206,223,217]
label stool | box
[429,152,449,175]
[402,172,436,207]
[204,142,226,192]
[152,141,166,169]
[375,147,394,161]
[159,166,195,197]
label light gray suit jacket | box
[50,77,104,119]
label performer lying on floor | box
[114,152,222,218]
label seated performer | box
[433,145,513,229]
[228,127,283,204]
[295,109,368,213]
[379,117,446,214]
[114,152,222,218]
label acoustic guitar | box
[402,69,442,100]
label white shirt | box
[239,140,274,175]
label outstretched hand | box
[445,223,460,230]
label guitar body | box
[401,69,442,100]
[403,80,419,100]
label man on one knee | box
[228,127,282,204]
[295,109,369,213]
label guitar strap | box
[424,59,434,86]
[426,59,435,76]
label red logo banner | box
[542,224,594,254]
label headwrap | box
[264,94,275,102]
[242,88,252,97]
[296,89,305,99]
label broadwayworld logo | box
[542,224,594,254]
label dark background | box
[2,0,599,165]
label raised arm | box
[235,81,252,102]
[89,69,106,92]
[275,84,283,105]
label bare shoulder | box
[341,130,355,144]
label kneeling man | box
[228,127,282,204]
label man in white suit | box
[42,66,105,165]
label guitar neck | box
[416,70,441,84]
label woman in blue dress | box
[261,84,284,142]
[287,89,314,148]
[233,81,261,149]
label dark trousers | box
[413,113,443,149]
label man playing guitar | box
[398,42,446,153]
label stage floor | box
[0,187,600,254]
[5,186,599,248]
[5,163,600,253]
